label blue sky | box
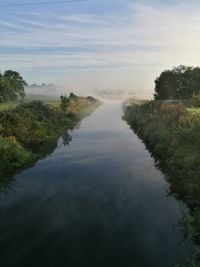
[1,0,200,97]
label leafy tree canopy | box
[0,70,27,103]
[154,65,200,100]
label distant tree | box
[60,94,70,111]
[3,70,27,101]
[87,96,95,101]
[154,65,200,100]
[69,92,77,100]
[0,70,27,102]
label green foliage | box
[0,136,32,174]
[0,96,100,176]
[154,65,200,100]
[0,100,74,175]
[124,101,200,207]
[0,102,18,111]
[0,101,75,148]
[124,101,200,266]
[0,70,26,102]
[187,108,200,117]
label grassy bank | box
[0,96,100,177]
[124,101,200,264]
[124,101,200,206]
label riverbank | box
[124,101,200,258]
[0,96,100,176]
[0,102,193,267]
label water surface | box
[0,103,193,267]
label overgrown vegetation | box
[0,95,100,176]
[124,101,200,205]
[0,136,32,173]
[60,94,70,111]
[124,100,200,266]
[124,65,200,266]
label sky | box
[1,0,200,98]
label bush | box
[0,136,32,174]
[0,97,100,175]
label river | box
[0,102,194,267]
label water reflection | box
[61,129,72,146]
[0,130,73,193]
[0,103,195,267]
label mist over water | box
[0,102,193,267]
[25,85,141,101]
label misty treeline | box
[154,65,200,100]
[0,70,27,103]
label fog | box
[25,68,156,100]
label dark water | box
[0,103,194,267]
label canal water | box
[0,102,193,267]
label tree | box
[154,70,178,100]
[0,70,27,102]
[154,65,200,100]
[60,94,70,111]
[3,70,27,101]
[0,73,13,103]
[69,92,77,100]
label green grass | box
[25,94,58,102]
[187,108,200,116]
[0,102,18,111]
[0,94,60,111]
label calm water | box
[0,103,193,267]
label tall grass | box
[124,101,200,265]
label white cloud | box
[1,1,200,97]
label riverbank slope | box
[0,96,100,176]
[124,101,200,253]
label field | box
[0,94,60,111]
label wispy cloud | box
[1,0,200,97]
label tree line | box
[154,65,200,100]
[1,66,200,103]
[0,70,27,103]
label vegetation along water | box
[0,70,100,177]
[1,66,200,266]
[124,65,200,266]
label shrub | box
[0,136,32,174]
